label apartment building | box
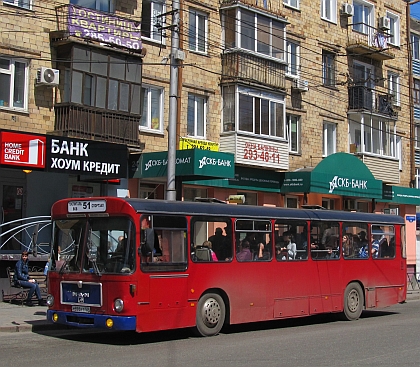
[0,0,419,272]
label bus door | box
[309,221,341,314]
[138,215,190,332]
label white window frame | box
[188,8,208,54]
[415,124,420,150]
[3,0,32,10]
[352,0,374,35]
[141,0,166,44]
[0,56,29,111]
[323,121,336,157]
[416,168,420,189]
[235,8,286,60]
[388,71,400,107]
[286,41,299,78]
[320,0,337,24]
[139,85,164,132]
[187,93,207,138]
[349,115,397,158]
[386,11,400,47]
[287,114,300,153]
[283,0,299,10]
[236,86,286,139]
[412,34,420,61]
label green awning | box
[129,149,235,179]
[184,166,282,193]
[280,152,383,198]
[382,185,420,205]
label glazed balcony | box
[54,104,141,148]
[222,50,286,90]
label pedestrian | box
[14,251,47,306]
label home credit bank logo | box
[0,131,46,168]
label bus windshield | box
[52,216,135,274]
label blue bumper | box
[47,310,136,331]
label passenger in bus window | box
[371,233,380,258]
[236,240,252,261]
[280,233,296,260]
[380,236,394,258]
[321,225,338,258]
[255,242,270,261]
[208,227,228,261]
[358,231,369,258]
[342,234,352,257]
[203,241,218,261]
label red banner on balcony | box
[68,5,142,52]
[0,131,46,169]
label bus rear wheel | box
[342,283,364,321]
[195,293,225,337]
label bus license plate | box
[72,305,90,313]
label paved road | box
[1,299,420,367]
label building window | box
[416,168,420,189]
[321,0,337,23]
[413,34,420,60]
[322,50,336,86]
[286,41,299,77]
[141,0,165,43]
[4,0,32,10]
[386,12,400,47]
[62,46,142,115]
[323,122,336,157]
[287,114,300,153]
[285,196,299,208]
[283,0,299,9]
[188,9,207,53]
[223,8,285,60]
[140,85,163,131]
[414,79,420,105]
[388,72,399,107]
[0,57,28,110]
[353,0,373,34]
[322,198,335,210]
[349,116,397,158]
[224,86,285,138]
[415,124,420,150]
[70,0,113,12]
[187,94,207,138]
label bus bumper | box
[47,310,136,331]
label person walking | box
[14,251,46,306]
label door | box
[1,184,24,252]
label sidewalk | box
[1,291,419,333]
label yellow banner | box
[179,137,219,151]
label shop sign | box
[68,5,142,52]
[46,136,127,178]
[130,149,234,179]
[179,137,219,151]
[0,131,46,169]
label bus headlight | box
[46,294,54,307]
[114,298,124,312]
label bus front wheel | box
[342,283,364,321]
[195,293,225,337]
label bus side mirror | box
[140,228,155,256]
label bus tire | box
[342,282,364,321]
[195,293,225,337]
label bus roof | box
[123,198,405,226]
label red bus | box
[46,197,406,336]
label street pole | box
[166,0,181,201]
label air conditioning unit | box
[36,67,59,86]
[379,16,391,31]
[293,79,308,92]
[341,3,354,17]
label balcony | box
[54,104,142,148]
[220,0,285,16]
[221,50,286,90]
[348,86,397,118]
[346,26,394,61]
